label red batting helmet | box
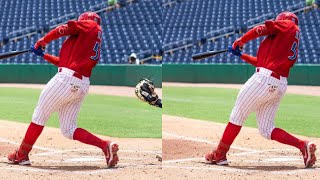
[78,12,101,25]
[276,11,299,26]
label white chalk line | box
[0,167,115,175]
[163,132,259,152]
[32,154,154,160]
[162,156,301,164]
[33,149,160,156]
[162,165,320,175]
[243,160,302,165]
[163,158,203,164]
[163,131,320,174]
[1,163,162,175]
[0,137,56,152]
[0,137,161,175]
[232,148,297,156]
[0,137,160,156]
[163,132,301,156]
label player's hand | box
[232,38,244,51]
[34,38,47,50]
[228,45,242,57]
[30,45,45,57]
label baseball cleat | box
[103,141,119,167]
[7,150,31,165]
[205,151,228,166]
[301,141,317,168]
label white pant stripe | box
[230,69,287,139]
[32,71,90,139]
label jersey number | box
[90,31,102,61]
[288,31,300,61]
[288,42,297,60]
[90,42,100,60]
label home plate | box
[64,157,103,162]
[265,157,300,162]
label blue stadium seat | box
[0,0,161,64]
[162,0,319,64]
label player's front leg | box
[72,128,120,167]
[58,101,119,168]
[271,128,317,167]
[257,104,317,168]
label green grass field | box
[163,86,320,138]
[0,88,161,138]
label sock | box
[216,122,242,154]
[73,128,107,150]
[271,128,305,150]
[18,122,44,155]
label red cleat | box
[7,150,31,165]
[205,150,228,166]
[103,141,119,167]
[301,141,317,168]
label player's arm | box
[30,45,60,66]
[241,53,257,66]
[227,45,257,66]
[34,25,73,49]
[34,21,91,49]
[233,20,289,49]
[232,25,271,49]
[43,54,60,66]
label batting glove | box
[34,37,47,50]
[228,45,242,57]
[232,38,244,51]
[31,45,45,57]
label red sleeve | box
[240,24,271,44]
[238,21,293,66]
[241,53,257,66]
[43,53,60,66]
[265,20,292,34]
[240,20,292,43]
[42,21,93,44]
[43,24,74,43]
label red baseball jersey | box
[43,20,102,77]
[256,20,300,77]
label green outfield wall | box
[163,64,320,86]
[0,64,162,87]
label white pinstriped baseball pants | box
[32,68,90,139]
[230,67,288,139]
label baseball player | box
[7,12,119,167]
[206,12,317,167]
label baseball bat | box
[192,49,228,61]
[0,49,31,60]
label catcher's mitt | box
[135,78,161,108]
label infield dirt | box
[162,83,320,180]
[1,84,319,179]
[0,85,162,180]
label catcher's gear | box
[135,78,161,108]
